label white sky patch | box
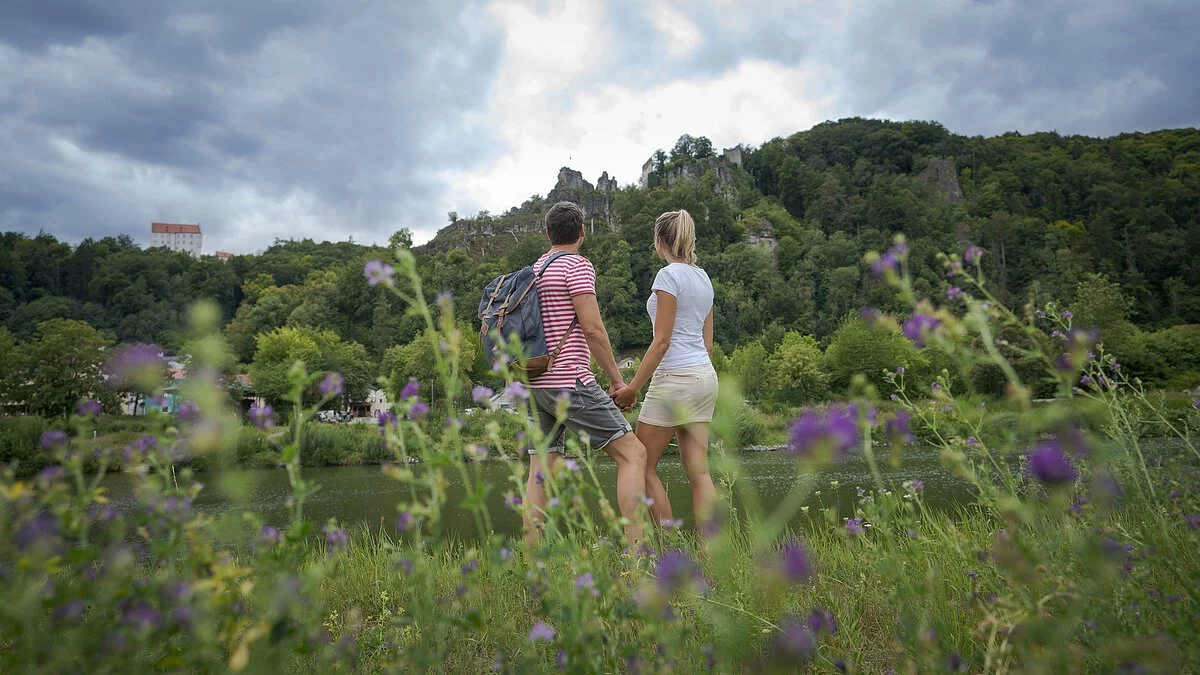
[646,1,704,58]
[439,57,835,236]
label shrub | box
[0,416,47,469]
[732,404,766,447]
[823,315,918,392]
[764,332,829,403]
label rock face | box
[743,214,778,252]
[918,157,964,204]
[420,166,617,256]
[665,157,740,204]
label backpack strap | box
[547,316,579,369]
[535,251,579,278]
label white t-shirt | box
[647,263,714,371]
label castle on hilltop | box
[639,145,744,188]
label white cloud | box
[647,1,703,59]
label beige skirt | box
[638,362,719,427]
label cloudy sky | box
[2,0,1197,253]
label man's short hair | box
[545,201,584,245]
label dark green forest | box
[3,118,1200,412]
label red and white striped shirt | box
[529,251,597,389]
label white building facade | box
[150,222,202,256]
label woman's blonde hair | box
[654,209,697,264]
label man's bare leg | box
[523,452,561,548]
[601,432,648,546]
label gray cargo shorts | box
[530,380,632,453]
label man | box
[523,201,647,547]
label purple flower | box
[656,550,705,593]
[964,246,984,264]
[407,402,429,420]
[884,411,913,446]
[76,399,102,417]
[394,558,414,575]
[1187,514,1200,531]
[472,385,494,406]
[860,307,881,325]
[807,607,839,635]
[948,652,968,671]
[505,381,529,402]
[119,599,161,630]
[260,525,282,545]
[104,343,165,393]
[907,480,925,493]
[176,401,200,424]
[248,405,275,430]
[902,312,940,348]
[780,539,815,583]
[15,513,62,555]
[529,621,555,642]
[377,410,398,433]
[845,518,865,536]
[395,511,414,533]
[505,495,522,511]
[461,559,479,575]
[966,437,980,448]
[53,600,85,627]
[574,573,598,596]
[1029,440,1078,485]
[399,379,420,400]
[40,430,69,452]
[766,616,815,664]
[320,372,345,397]
[870,251,898,278]
[1061,310,1074,319]
[947,287,963,300]
[36,465,65,486]
[563,458,580,472]
[556,650,568,670]
[169,606,193,628]
[364,260,396,287]
[787,407,858,460]
[500,547,513,562]
[324,525,349,553]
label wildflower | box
[881,412,913,448]
[467,444,488,460]
[1029,440,1078,485]
[563,458,580,472]
[845,518,865,536]
[396,378,420,400]
[248,405,276,430]
[966,437,980,448]
[948,652,968,671]
[787,407,858,460]
[104,343,164,392]
[76,399,102,417]
[656,550,705,593]
[505,495,522,510]
[324,525,349,553]
[870,251,898,278]
[556,650,568,670]
[53,600,85,627]
[472,385,494,406]
[377,410,397,433]
[505,381,529,402]
[395,511,414,533]
[861,306,881,325]
[1051,329,1065,339]
[906,480,925,493]
[364,260,396,287]
[780,539,815,583]
[460,560,479,575]
[660,518,682,529]
[964,246,984,264]
[14,513,62,555]
[394,559,414,575]
[574,573,598,596]
[320,372,344,397]
[40,430,69,452]
[766,616,815,664]
[902,312,940,347]
[807,607,839,635]
[1187,514,1200,531]
[36,465,65,487]
[549,497,561,508]
[945,260,964,277]
[1061,310,1073,319]
[119,599,162,630]
[947,287,963,300]
[529,621,556,642]
[492,653,503,672]
[500,547,513,562]
[176,401,200,423]
[940,405,953,413]
[407,402,429,420]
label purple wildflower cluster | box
[870,241,908,279]
[902,311,940,348]
[320,372,345,397]
[787,406,858,460]
[363,260,396,287]
[779,539,815,583]
[104,343,165,393]
[75,399,102,418]
[655,550,706,594]
[248,405,276,430]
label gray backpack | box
[478,252,579,379]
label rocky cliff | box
[918,157,964,204]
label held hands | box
[611,384,638,412]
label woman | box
[613,209,718,533]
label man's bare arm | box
[571,292,623,387]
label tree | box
[389,229,414,250]
[0,327,17,406]
[249,327,373,407]
[728,341,769,400]
[381,326,478,405]
[823,315,917,392]
[20,319,114,418]
[763,332,829,403]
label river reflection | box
[101,448,975,540]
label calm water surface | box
[101,448,975,540]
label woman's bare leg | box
[635,421,676,526]
[677,423,716,534]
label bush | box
[732,404,766,447]
[0,416,47,470]
[1140,325,1200,387]
[301,424,384,466]
[823,315,918,392]
[461,409,526,456]
[764,332,829,403]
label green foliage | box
[0,416,47,468]
[15,319,115,418]
[823,315,918,393]
[763,332,829,403]
[727,341,769,400]
[249,326,372,406]
[381,325,478,404]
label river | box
[101,447,977,540]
